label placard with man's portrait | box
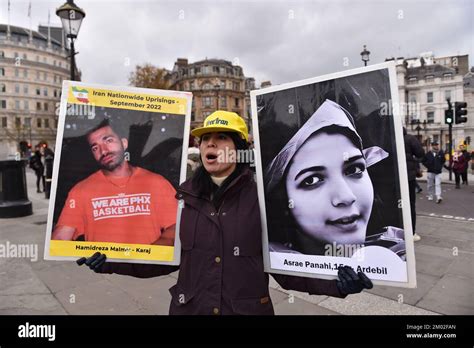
[44,81,192,265]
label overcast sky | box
[1,0,472,87]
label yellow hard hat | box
[191,110,249,142]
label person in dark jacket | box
[452,147,467,189]
[460,145,470,185]
[29,145,45,193]
[78,110,373,315]
[403,127,425,241]
[422,141,445,204]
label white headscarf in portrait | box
[265,99,389,192]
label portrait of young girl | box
[264,99,406,260]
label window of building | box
[408,76,417,84]
[0,84,5,93]
[226,68,232,75]
[36,88,41,96]
[23,85,28,94]
[43,88,48,96]
[234,98,239,107]
[23,100,29,110]
[36,102,41,111]
[202,66,211,74]
[24,118,31,127]
[202,83,212,90]
[23,69,28,78]
[445,90,451,101]
[58,61,61,67]
[443,73,453,80]
[220,67,226,75]
[202,96,212,107]
[43,72,47,81]
[15,68,19,77]
[15,117,21,127]
[54,90,57,97]
[37,118,42,128]
[427,92,433,103]
[0,68,4,76]
[54,118,58,128]
[23,53,27,60]
[213,66,219,73]
[15,84,20,93]
[44,118,50,128]
[14,52,19,58]
[1,117,7,128]
[15,100,20,109]
[425,75,434,82]
[44,102,48,111]
[43,57,47,63]
[427,111,435,123]
[220,97,227,107]
[202,111,212,118]
[233,82,240,91]
[53,60,56,66]
[189,81,195,90]
[0,100,6,109]
[195,67,200,74]
[0,51,4,58]
[36,71,40,80]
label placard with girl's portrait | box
[251,62,416,288]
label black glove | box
[77,252,107,273]
[336,265,373,296]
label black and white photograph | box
[252,62,416,287]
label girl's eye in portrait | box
[298,173,324,189]
[344,162,366,178]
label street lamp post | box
[360,45,370,67]
[56,0,86,81]
[215,83,220,110]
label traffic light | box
[455,102,468,124]
[445,109,453,125]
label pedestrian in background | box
[403,127,425,241]
[452,147,467,189]
[29,145,45,193]
[423,141,445,204]
[460,145,471,185]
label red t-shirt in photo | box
[56,167,177,244]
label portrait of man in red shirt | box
[52,118,177,246]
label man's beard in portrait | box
[99,151,125,172]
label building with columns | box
[168,58,253,129]
[389,52,470,152]
[0,24,74,159]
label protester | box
[78,110,373,315]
